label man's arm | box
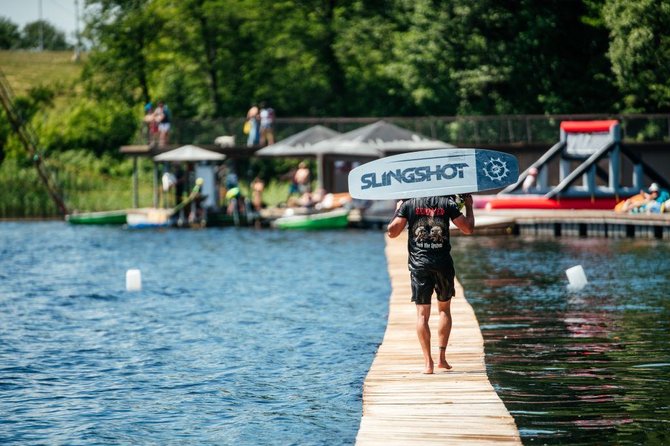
[387,200,407,238]
[387,215,407,238]
[452,194,475,235]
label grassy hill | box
[0,50,149,217]
[0,50,83,96]
[0,50,286,217]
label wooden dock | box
[504,209,670,239]
[351,207,670,239]
[356,232,521,446]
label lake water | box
[0,223,390,445]
[451,236,670,445]
[3,223,669,445]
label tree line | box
[0,17,71,50]
[78,0,670,122]
[2,0,670,161]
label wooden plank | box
[356,232,521,446]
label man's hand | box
[462,194,473,208]
[453,194,475,234]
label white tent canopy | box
[153,145,225,162]
[296,120,454,190]
[256,121,455,192]
[255,125,342,157]
[310,120,454,155]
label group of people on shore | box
[158,158,318,220]
[245,102,275,147]
[614,182,670,214]
[144,101,171,147]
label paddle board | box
[348,148,519,200]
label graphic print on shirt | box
[412,217,446,249]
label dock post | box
[132,156,139,208]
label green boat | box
[273,208,350,230]
[66,209,129,225]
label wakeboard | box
[348,148,519,200]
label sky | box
[0,0,79,42]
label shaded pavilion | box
[285,120,455,192]
[153,145,225,210]
[255,125,350,192]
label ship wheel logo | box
[482,157,509,182]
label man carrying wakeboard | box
[387,194,475,374]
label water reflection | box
[451,236,670,445]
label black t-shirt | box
[397,196,463,271]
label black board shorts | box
[410,268,455,305]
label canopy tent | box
[255,125,342,157]
[256,121,455,192]
[153,145,225,211]
[256,125,351,193]
[153,144,226,162]
[310,120,454,156]
[305,120,454,191]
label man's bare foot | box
[423,360,434,374]
[437,360,452,370]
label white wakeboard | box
[348,148,519,200]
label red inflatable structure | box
[488,119,668,210]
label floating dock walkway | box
[350,208,670,240]
[356,232,521,446]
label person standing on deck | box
[246,104,260,147]
[259,102,275,146]
[387,194,475,374]
[153,101,171,147]
[294,161,311,194]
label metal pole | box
[132,156,139,208]
[38,0,44,51]
[73,0,81,61]
[153,162,159,208]
[317,153,324,191]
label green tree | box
[157,0,357,117]
[493,0,617,114]
[244,0,349,116]
[603,0,670,112]
[76,0,633,119]
[38,98,138,155]
[333,1,410,115]
[0,108,9,164]
[0,85,55,162]
[20,20,70,50]
[82,0,164,105]
[381,1,512,115]
[0,16,21,49]
[158,0,244,118]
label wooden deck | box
[352,207,670,239]
[356,232,521,446]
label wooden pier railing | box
[356,232,521,445]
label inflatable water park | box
[484,120,670,210]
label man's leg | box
[437,299,453,370]
[416,304,433,374]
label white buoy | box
[566,265,587,291]
[126,269,142,291]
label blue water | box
[4,223,670,445]
[451,236,670,445]
[0,223,390,445]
